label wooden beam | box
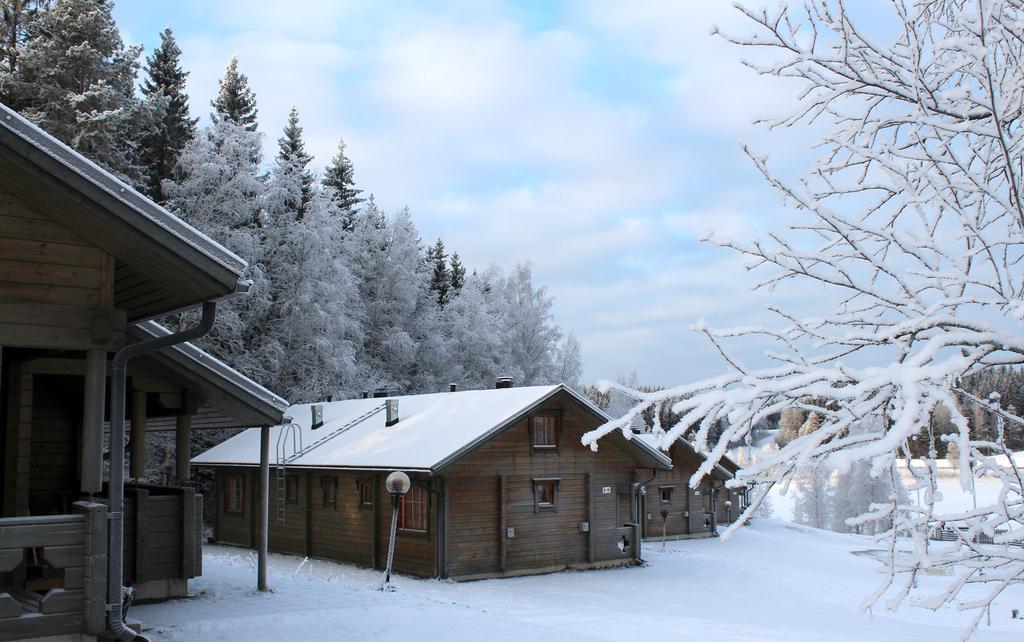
[257,426,269,591]
[81,350,105,494]
[130,388,146,479]
[499,475,507,573]
[175,411,192,481]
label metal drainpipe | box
[107,301,217,642]
[634,470,658,560]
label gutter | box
[633,470,658,561]
[106,301,217,642]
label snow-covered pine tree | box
[163,119,271,381]
[441,272,507,390]
[449,252,466,294]
[211,56,257,131]
[583,2,1024,633]
[775,407,804,448]
[0,0,148,184]
[426,238,450,307]
[271,106,313,218]
[322,137,362,224]
[0,0,46,74]
[139,28,197,202]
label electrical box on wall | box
[580,521,589,533]
[506,527,516,539]
[683,511,689,518]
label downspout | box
[634,470,658,562]
[107,301,217,642]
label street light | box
[381,471,411,590]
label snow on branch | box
[584,1,1024,636]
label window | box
[225,475,244,515]
[660,486,673,504]
[531,412,560,450]
[321,476,337,509]
[358,480,373,508]
[398,485,428,532]
[286,476,299,504]
[533,479,559,511]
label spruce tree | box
[0,0,147,183]
[272,106,313,218]
[426,238,450,307]
[211,56,258,131]
[1,0,46,75]
[140,28,197,201]
[449,252,466,294]
[323,137,362,224]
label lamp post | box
[725,499,733,524]
[382,471,411,590]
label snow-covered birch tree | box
[582,1,1024,636]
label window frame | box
[397,484,429,533]
[358,480,374,510]
[224,474,245,515]
[285,475,300,505]
[529,411,562,453]
[321,476,338,509]
[659,486,674,505]
[532,478,560,513]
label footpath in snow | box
[133,520,1023,641]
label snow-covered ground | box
[134,520,1023,641]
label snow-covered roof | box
[132,321,289,427]
[634,433,738,480]
[194,385,671,473]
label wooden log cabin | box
[0,102,288,640]
[634,434,746,541]
[196,384,678,580]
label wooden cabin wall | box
[443,391,640,579]
[640,443,719,539]
[0,193,120,352]
[374,473,437,578]
[213,469,254,548]
[309,472,375,568]
[268,471,309,556]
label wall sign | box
[601,486,612,494]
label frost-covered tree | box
[139,28,197,201]
[163,119,270,381]
[441,272,508,390]
[554,332,583,388]
[272,106,313,218]
[501,263,562,386]
[0,0,148,183]
[583,2,1024,634]
[792,463,833,530]
[775,407,804,448]
[449,252,466,294]
[0,0,47,74]
[211,56,257,131]
[322,137,362,221]
[426,238,450,307]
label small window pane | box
[359,481,373,506]
[226,476,244,514]
[660,487,673,504]
[535,480,557,509]
[322,477,337,508]
[398,485,427,532]
[532,414,558,448]
[286,476,299,504]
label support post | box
[81,350,105,494]
[130,388,147,479]
[258,425,270,591]
[175,413,192,481]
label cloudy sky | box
[113,0,824,386]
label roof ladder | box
[286,404,386,463]
[275,423,302,525]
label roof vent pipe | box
[449,383,457,392]
[495,377,514,389]
[385,399,400,426]
[311,405,324,430]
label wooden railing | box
[0,502,107,641]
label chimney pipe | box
[385,399,400,426]
[361,391,369,399]
[373,389,389,399]
[449,383,457,392]
[495,377,513,389]
[311,404,324,430]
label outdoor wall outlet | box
[506,527,515,538]
[580,521,590,533]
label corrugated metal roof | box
[194,385,670,472]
